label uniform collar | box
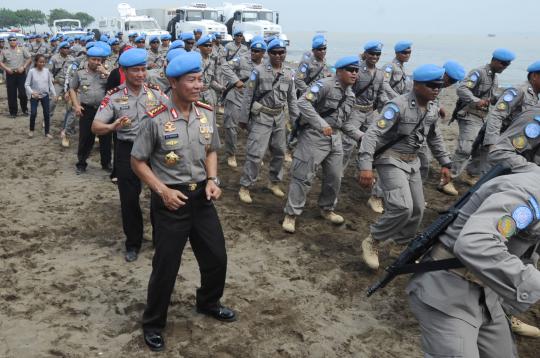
[393,57,403,67]
[485,64,494,77]
[121,83,148,96]
[409,91,434,110]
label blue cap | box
[170,39,185,50]
[93,41,112,56]
[100,34,109,42]
[213,32,222,39]
[412,64,445,82]
[250,40,267,51]
[119,48,147,67]
[117,31,123,36]
[86,41,95,49]
[265,35,276,44]
[87,46,107,58]
[267,38,286,51]
[108,38,119,46]
[166,52,202,77]
[66,37,75,43]
[50,36,58,42]
[161,34,172,41]
[492,48,516,62]
[135,35,145,43]
[180,32,195,41]
[41,34,47,39]
[251,35,264,43]
[527,60,540,73]
[149,35,160,43]
[364,40,383,52]
[128,31,138,37]
[85,35,94,42]
[312,35,327,49]
[335,55,360,69]
[58,41,70,49]
[232,28,243,36]
[394,40,413,52]
[166,48,186,62]
[7,34,17,40]
[443,60,466,81]
[196,34,212,46]
[194,28,203,34]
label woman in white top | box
[24,54,56,138]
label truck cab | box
[174,3,232,42]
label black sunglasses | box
[8,39,17,41]
[423,81,444,89]
[366,51,381,56]
[447,77,458,85]
[234,33,243,37]
[314,47,327,51]
[269,50,286,56]
[499,60,511,66]
[186,41,195,45]
[399,50,412,55]
[251,49,264,53]
[150,41,159,44]
[200,43,212,47]
[343,66,359,73]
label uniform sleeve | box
[453,191,540,314]
[209,112,221,152]
[238,69,258,124]
[457,69,481,104]
[297,84,330,131]
[484,88,521,146]
[294,61,309,94]
[286,75,299,121]
[23,48,31,59]
[69,70,80,90]
[94,94,115,124]
[221,59,240,85]
[426,120,451,167]
[341,96,363,142]
[131,117,157,161]
[382,64,399,100]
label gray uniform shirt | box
[0,46,31,70]
[294,54,332,94]
[48,53,75,84]
[382,58,412,100]
[95,83,167,142]
[146,68,169,94]
[147,49,164,69]
[221,56,258,106]
[484,81,539,145]
[224,42,248,61]
[352,60,386,107]
[457,64,499,112]
[69,67,108,106]
[30,41,50,59]
[131,100,221,185]
[358,92,451,171]
[407,165,540,325]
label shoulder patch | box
[300,63,308,73]
[384,65,393,73]
[524,122,540,139]
[383,103,400,120]
[310,84,321,93]
[512,206,534,230]
[503,88,517,102]
[250,69,258,80]
[195,101,213,111]
[497,215,517,238]
[106,86,121,96]
[470,71,480,82]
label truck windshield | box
[242,11,273,22]
[127,20,160,30]
[186,10,219,21]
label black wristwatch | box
[207,176,221,186]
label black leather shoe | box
[144,331,164,352]
[196,304,237,322]
[75,167,86,175]
[125,250,138,262]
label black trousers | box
[6,73,28,115]
[76,104,112,169]
[142,184,227,332]
[116,140,143,251]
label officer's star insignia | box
[497,102,507,111]
[511,135,527,149]
[377,119,387,129]
[164,151,180,166]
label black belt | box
[117,139,134,145]
[169,180,207,192]
[81,103,99,108]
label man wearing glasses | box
[294,34,332,97]
[225,29,248,61]
[382,40,413,102]
[146,36,164,70]
[197,35,224,107]
[0,34,32,118]
[237,39,298,204]
[180,32,196,52]
[445,48,515,191]
[358,64,452,270]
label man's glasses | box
[269,51,286,56]
[314,47,327,52]
[423,81,444,89]
[343,66,359,73]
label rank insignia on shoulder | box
[377,119,387,129]
[147,103,167,118]
[512,205,534,230]
[195,101,213,111]
[496,102,507,111]
[106,86,121,96]
[99,97,110,109]
[306,92,315,101]
[250,70,258,81]
[497,215,517,238]
[466,80,475,88]
[525,122,540,139]
[512,135,527,149]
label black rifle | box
[366,162,512,297]
[471,122,488,154]
[220,76,249,102]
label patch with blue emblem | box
[535,115,540,122]
[164,133,179,140]
[470,73,479,82]
[310,84,320,93]
[503,92,515,102]
[529,196,540,219]
[497,215,516,238]
[512,206,534,230]
[300,64,308,73]
[525,123,540,139]
[385,66,392,73]
[250,70,258,81]
[383,103,399,120]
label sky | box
[6,0,540,35]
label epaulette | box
[195,101,213,111]
[146,83,161,91]
[106,86,121,96]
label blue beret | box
[72,35,79,40]
[50,36,58,42]
[170,39,185,50]
[85,35,94,42]
[66,37,75,43]
[117,31,123,36]
[232,28,243,36]
[364,40,383,52]
[250,40,267,51]
[267,38,286,51]
[213,32,222,39]
[100,35,109,42]
[161,34,172,41]
[108,38,119,46]
[394,40,413,52]
[41,34,48,39]
[265,35,276,44]
[312,36,327,49]
[58,41,70,49]
[194,28,203,34]
[412,64,445,82]
[86,41,95,49]
[492,48,515,62]
[166,52,203,78]
[119,48,147,67]
[180,32,195,41]
[7,34,17,40]
[135,35,146,43]
[527,60,540,73]
[443,60,466,81]
[93,41,112,56]
[196,34,212,46]
[128,31,138,37]
[166,48,186,62]
[149,36,160,43]
[87,46,107,58]
[251,35,264,43]
[335,55,360,69]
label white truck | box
[97,3,169,40]
[217,3,288,45]
[51,19,87,38]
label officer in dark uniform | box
[131,52,236,352]
[92,49,167,262]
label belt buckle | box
[188,183,197,191]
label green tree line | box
[0,8,94,29]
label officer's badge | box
[377,119,387,129]
[512,135,527,149]
[120,117,132,127]
[164,151,179,166]
[165,139,179,146]
[163,121,176,132]
[297,72,305,80]
[466,81,474,88]
[204,133,211,139]
[200,116,208,124]
[159,71,164,78]
[525,123,540,139]
[306,92,314,101]
[82,85,88,91]
[200,126,209,134]
[503,92,515,102]
[512,206,534,229]
[497,215,516,238]
[496,102,507,111]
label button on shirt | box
[131,100,221,185]
[69,68,108,106]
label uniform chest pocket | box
[199,125,214,145]
[279,82,289,92]
[324,94,341,109]
[258,80,272,91]
[396,115,417,135]
[161,133,183,153]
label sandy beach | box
[0,85,539,358]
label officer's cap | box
[66,37,75,43]
[85,35,94,42]
[267,39,286,52]
[117,31,123,36]
[250,40,267,51]
[412,64,445,82]
[364,40,383,53]
[335,55,360,69]
[170,39,185,50]
[251,35,264,43]
[166,52,202,78]
[443,60,466,81]
[7,34,17,40]
[194,28,203,34]
[41,34,48,39]
[394,40,413,53]
[166,48,186,62]
[58,41,70,49]
[119,48,147,67]
[492,48,515,62]
[196,35,212,47]
[312,36,327,50]
[527,60,540,73]
[161,34,172,41]
[93,41,112,56]
[180,32,195,41]
[100,34,109,43]
[213,32,222,40]
[108,38,119,46]
[232,28,243,36]
[86,41,95,49]
[87,46,108,58]
[149,35,160,43]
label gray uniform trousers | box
[371,161,424,244]
[342,108,374,170]
[409,293,515,358]
[223,99,240,157]
[49,83,63,117]
[418,143,431,180]
[239,111,286,187]
[284,127,343,216]
[451,113,484,177]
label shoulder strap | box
[354,70,376,97]
[304,64,325,86]
[319,92,349,118]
